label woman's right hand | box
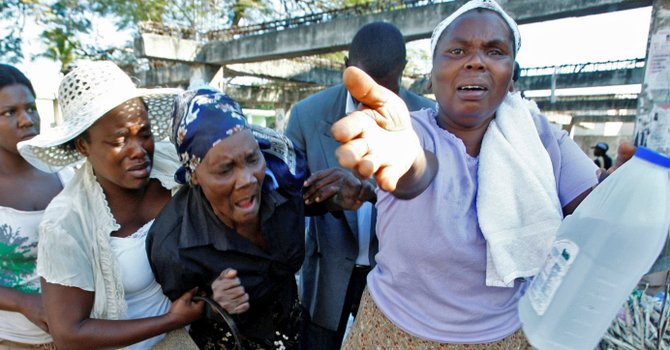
[211,268,250,314]
[167,287,205,325]
[332,67,424,193]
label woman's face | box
[76,98,154,192]
[192,129,266,229]
[0,84,39,155]
[431,9,515,131]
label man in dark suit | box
[285,22,435,350]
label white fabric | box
[0,208,51,344]
[0,168,73,344]
[430,0,521,57]
[477,92,562,287]
[37,140,180,330]
[110,220,170,350]
[347,92,373,266]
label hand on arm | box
[302,168,376,211]
[331,67,437,199]
[211,269,250,315]
[0,286,48,332]
[41,279,204,350]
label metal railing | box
[139,0,452,41]
[521,58,645,78]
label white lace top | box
[37,141,179,326]
[110,220,171,349]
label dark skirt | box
[190,294,305,350]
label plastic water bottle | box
[518,147,670,350]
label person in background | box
[330,0,600,348]
[592,142,612,170]
[0,64,65,350]
[285,21,435,350]
[608,142,635,174]
[17,61,203,350]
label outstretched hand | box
[331,67,424,193]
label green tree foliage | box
[0,0,371,71]
[0,0,39,63]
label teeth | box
[460,85,484,90]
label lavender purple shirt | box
[367,108,598,343]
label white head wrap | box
[430,0,521,57]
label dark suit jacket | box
[285,83,435,330]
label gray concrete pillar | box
[634,0,670,154]
[634,0,670,282]
[187,64,217,89]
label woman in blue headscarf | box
[147,88,341,349]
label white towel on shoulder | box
[477,92,562,287]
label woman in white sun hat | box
[17,61,204,350]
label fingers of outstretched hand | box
[375,165,407,193]
[342,67,410,131]
[332,109,376,144]
[343,66,389,109]
[353,153,381,179]
[335,137,371,169]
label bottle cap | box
[635,147,670,168]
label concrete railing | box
[138,0,449,42]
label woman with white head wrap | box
[334,0,599,348]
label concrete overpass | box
[130,0,650,129]
[136,0,652,65]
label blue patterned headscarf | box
[171,87,307,196]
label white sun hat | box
[18,60,181,173]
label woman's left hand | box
[211,269,250,314]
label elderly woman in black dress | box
[148,88,358,349]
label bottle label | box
[527,239,579,316]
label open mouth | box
[236,195,257,209]
[457,85,488,91]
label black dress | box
[147,185,306,349]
